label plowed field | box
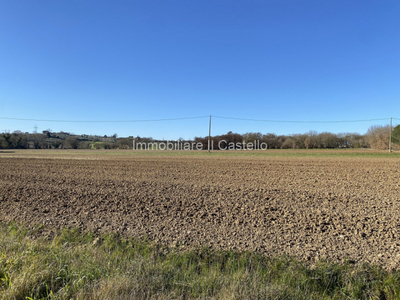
[1,150,400,269]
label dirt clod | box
[1,152,400,269]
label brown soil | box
[1,151,400,269]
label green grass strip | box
[1,222,400,299]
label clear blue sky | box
[1,0,399,139]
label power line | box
[0,115,396,124]
[213,116,391,124]
[0,116,209,123]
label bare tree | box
[304,137,311,149]
[366,125,390,150]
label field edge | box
[1,221,400,300]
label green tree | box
[1,133,12,148]
[392,125,400,145]
[66,137,80,149]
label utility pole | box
[389,117,393,153]
[208,115,212,153]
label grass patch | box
[1,223,400,299]
[4,148,400,159]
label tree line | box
[1,125,399,150]
[0,130,132,150]
[194,125,400,150]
